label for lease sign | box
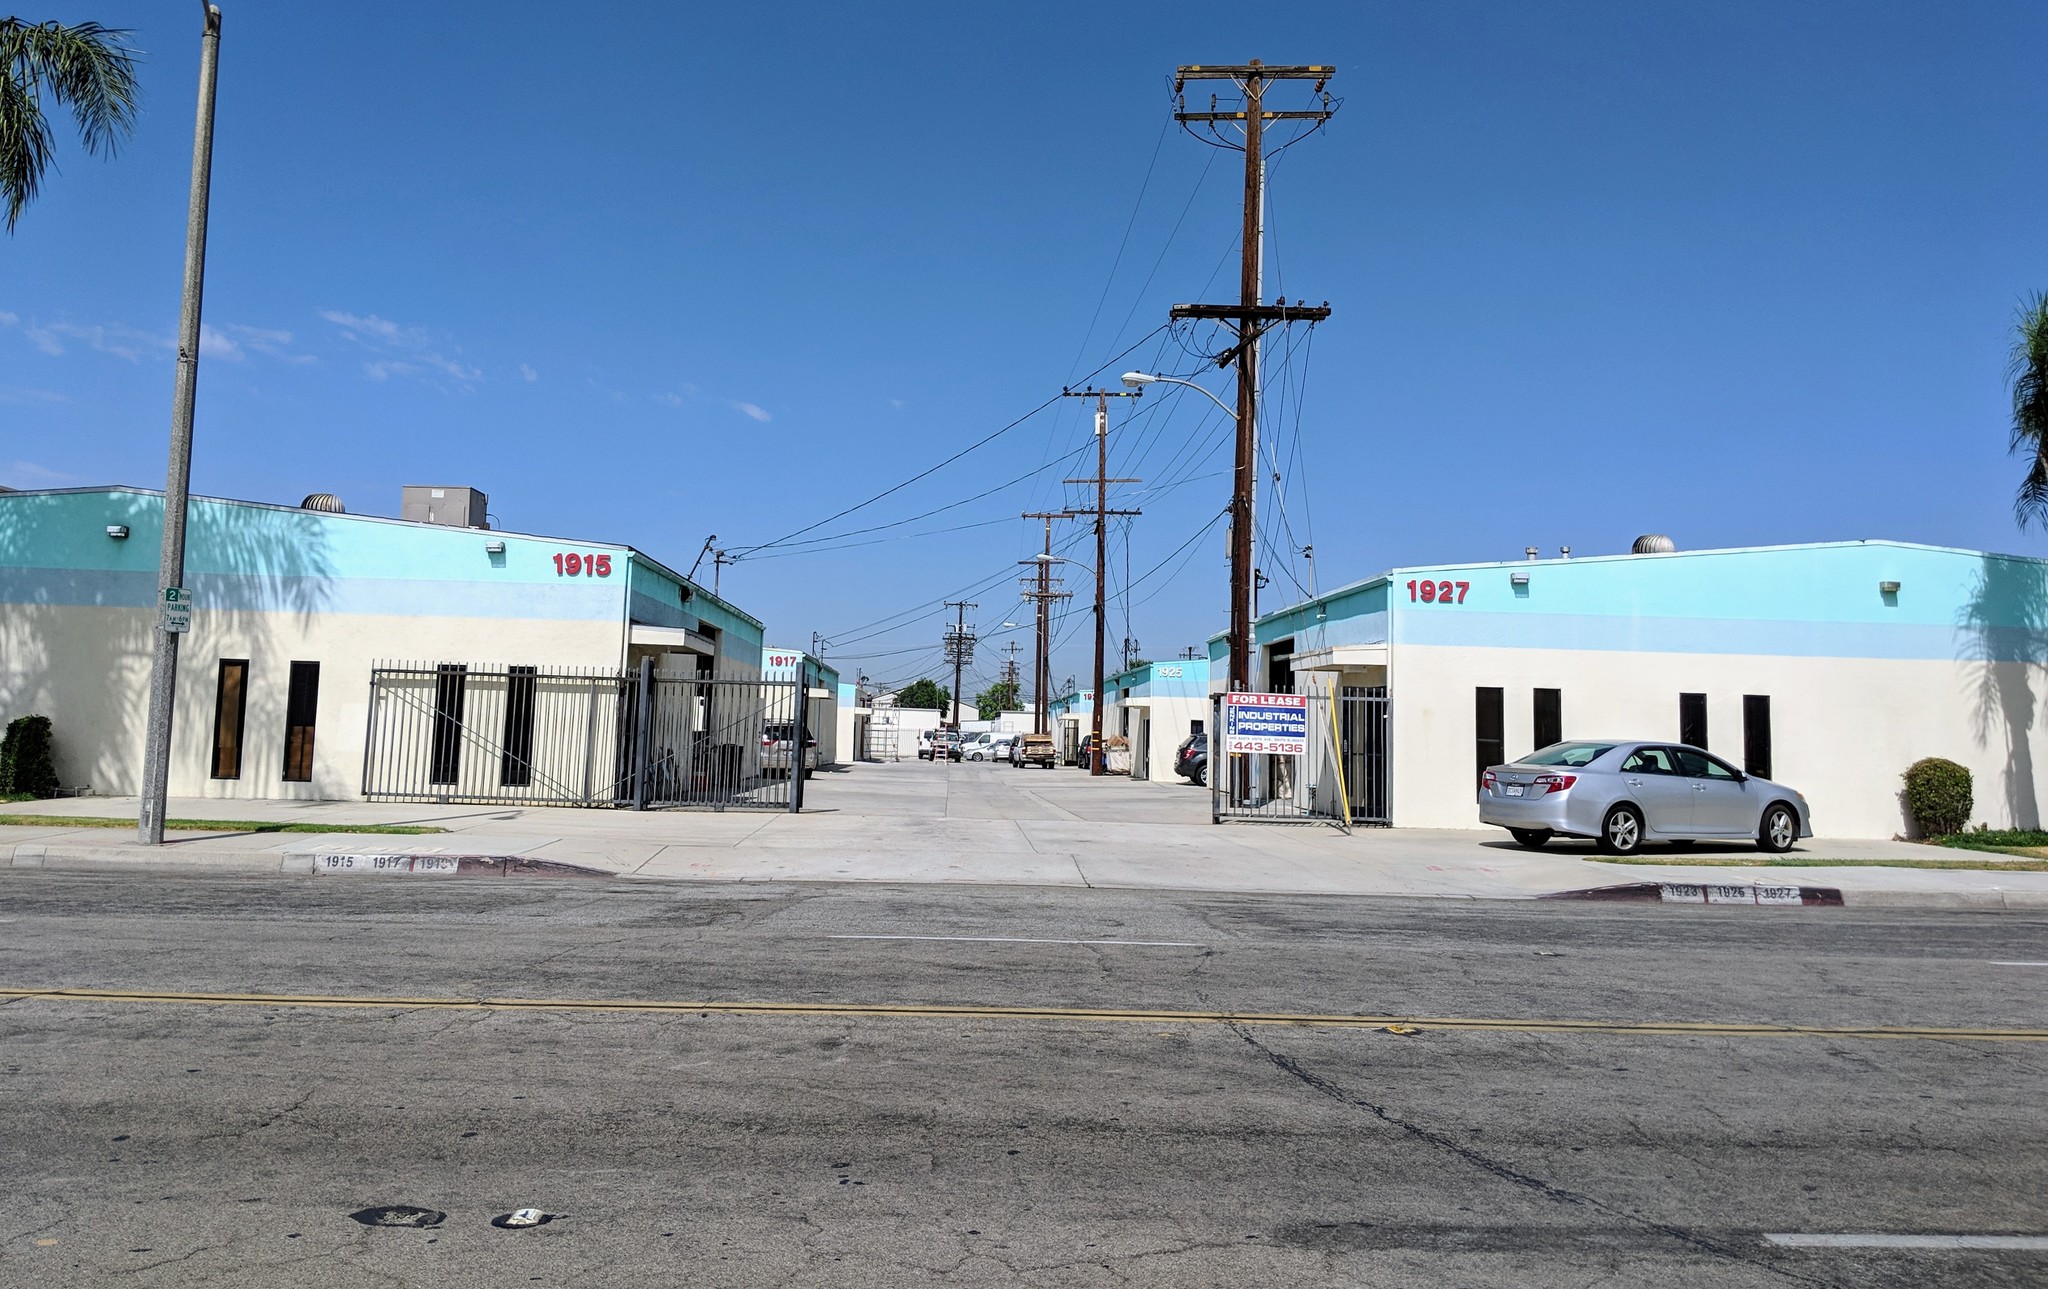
[1221,692,1308,756]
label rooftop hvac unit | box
[401,485,488,529]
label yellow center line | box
[1,986,2041,1041]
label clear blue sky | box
[7,1,2047,697]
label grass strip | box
[1932,829,2048,857]
[1591,855,2048,872]
[0,815,446,835]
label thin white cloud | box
[652,391,686,408]
[0,459,79,487]
[729,400,772,423]
[0,388,68,405]
[890,398,907,411]
[200,325,242,361]
[7,316,307,366]
[0,311,18,326]
[519,362,539,382]
[321,309,479,388]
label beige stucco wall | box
[1390,644,2048,838]
[0,601,624,801]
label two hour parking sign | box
[1221,692,1308,756]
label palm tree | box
[1,17,141,233]
[2013,293,2048,526]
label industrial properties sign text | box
[1221,692,1307,756]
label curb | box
[1543,880,1845,907]
[4,843,615,882]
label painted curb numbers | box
[551,552,613,578]
[1406,578,1469,604]
[1221,692,1308,756]
[161,586,192,634]
[314,853,461,876]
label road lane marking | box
[826,935,1204,947]
[2,986,2045,1041]
[1990,961,2048,967]
[1765,1234,2048,1251]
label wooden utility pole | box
[942,600,976,731]
[1168,60,1335,696]
[1019,511,1074,735]
[1000,642,1022,692]
[1062,388,1141,776]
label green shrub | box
[0,715,58,800]
[1902,757,1973,837]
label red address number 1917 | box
[1407,579,1468,604]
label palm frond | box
[2011,293,2048,528]
[0,17,141,233]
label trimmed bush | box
[0,715,59,799]
[1902,757,1973,838]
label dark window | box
[1533,688,1562,750]
[1474,686,1504,786]
[1743,695,1772,779]
[211,660,248,779]
[1620,746,1679,775]
[1674,747,1741,781]
[281,662,319,782]
[1679,692,1708,749]
[501,665,537,787]
[430,664,468,785]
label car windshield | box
[1520,742,1615,768]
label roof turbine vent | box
[301,493,346,513]
[1632,533,1676,554]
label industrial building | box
[0,484,768,806]
[1214,536,2048,837]
[1100,658,1211,781]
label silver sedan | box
[1477,740,1812,855]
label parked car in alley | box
[984,734,1017,761]
[1067,733,1097,769]
[920,730,964,762]
[963,732,1009,761]
[1012,733,1058,768]
[1173,732,1207,787]
[760,723,820,777]
[1477,740,1810,855]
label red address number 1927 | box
[1407,579,1468,604]
[552,552,613,578]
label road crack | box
[1228,1024,1843,1288]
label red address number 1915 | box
[1407,579,1468,604]
[552,552,613,578]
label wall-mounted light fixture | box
[1879,580,1901,595]
[106,525,130,540]
[1510,572,1531,586]
[485,540,506,554]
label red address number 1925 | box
[552,552,613,578]
[1406,579,1468,604]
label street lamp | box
[1121,372,1238,422]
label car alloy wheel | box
[1759,804,1799,853]
[1598,805,1644,856]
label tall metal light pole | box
[138,3,223,846]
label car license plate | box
[1504,785,1525,797]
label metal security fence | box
[1340,686,1392,826]
[1209,684,1351,832]
[362,661,802,810]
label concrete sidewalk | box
[5,758,2046,908]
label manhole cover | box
[350,1205,446,1229]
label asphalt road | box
[1,872,2044,1287]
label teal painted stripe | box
[2,567,624,621]
[1392,607,2040,662]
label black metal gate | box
[362,660,802,810]
[1208,686,1351,831]
[1340,686,1392,826]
